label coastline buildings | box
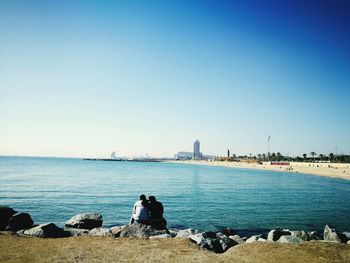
[175,151,193,160]
[193,140,202,159]
[111,151,116,159]
[175,140,215,160]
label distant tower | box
[227,149,230,159]
[193,140,200,159]
[111,151,116,159]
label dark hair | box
[149,196,156,202]
[140,194,146,201]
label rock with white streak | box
[65,213,103,230]
[89,227,113,237]
[175,228,199,238]
[278,235,304,244]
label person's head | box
[140,194,146,201]
[149,196,156,202]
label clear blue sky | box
[1,0,349,158]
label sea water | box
[1,156,350,233]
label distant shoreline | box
[82,158,161,162]
[165,160,350,180]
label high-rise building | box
[111,151,116,159]
[193,140,201,159]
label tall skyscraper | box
[193,140,200,159]
[111,151,116,159]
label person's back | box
[149,200,163,219]
[131,195,149,224]
[148,196,166,229]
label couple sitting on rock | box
[130,194,167,230]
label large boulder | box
[23,223,70,238]
[0,206,17,230]
[119,224,169,238]
[65,213,102,230]
[324,225,348,243]
[221,227,235,236]
[308,231,322,241]
[267,228,291,241]
[64,227,90,236]
[89,227,113,237]
[229,234,245,244]
[342,232,350,240]
[110,225,126,237]
[6,212,33,231]
[290,230,309,241]
[168,228,179,237]
[175,228,199,238]
[189,231,237,253]
[278,235,304,244]
[245,235,266,243]
[216,232,238,252]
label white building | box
[175,151,193,160]
[193,140,201,159]
[111,151,116,159]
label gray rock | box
[168,228,179,237]
[217,232,237,252]
[245,235,263,243]
[149,234,172,238]
[324,225,347,243]
[119,224,169,238]
[278,235,304,244]
[189,232,237,253]
[16,229,26,237]
[189,233,205,244]
[110,225,126,237]
[308,231,322,241]
[24,223,70,238]
[64,227,90,236]
[89,227,113,237]
[258,238,267,242]
[342,232,350,240]
[267,228,291,242]
[206,237,224,253]
[229,235,245,244]
[6,212,33,232]
[175,228,199,238]
[290,230,309,241]
[0,206,17,230]
[222,227,235,236]
[347,240,350,245]
[65,213,103,230]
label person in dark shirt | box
[148,196,167,230]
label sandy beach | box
[167,160,350,180]
[1,233,350,263]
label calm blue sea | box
[1,156,350,233]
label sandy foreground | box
[167,160,350,180]
[1,233,350,263]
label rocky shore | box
[1,205,350,255]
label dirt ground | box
[1,233,350,263]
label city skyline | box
[1,0,350,158]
